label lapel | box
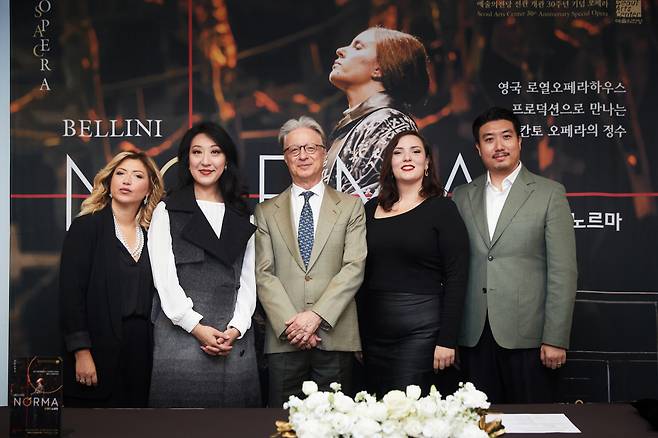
[166,184,256,267]
[306,186,341,271]
[467,174,491,248]
[490,166,535,248]
[273,188,306,271]
[216,206,257,266]
[100,205,122,340]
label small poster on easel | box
[9,357,63,437]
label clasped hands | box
[192,323,240,356]
[284,310,322,350]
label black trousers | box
[267,349,353,408]
[460,318,558,403]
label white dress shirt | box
[485,162,523,240]
[290,181,325,236]
[147,201,256,338]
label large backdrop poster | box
[9,0,658,403]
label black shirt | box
[115,236,152,319]
[363,196,470,347]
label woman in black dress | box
[360,131,470,397]
[60,151,164,407]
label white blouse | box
[147,200,256,338]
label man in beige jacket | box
[255,116,367,407]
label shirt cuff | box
[227,319,248,339]
[313,311,332,331]
[179,309,203,333]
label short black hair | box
[472,107,521,143]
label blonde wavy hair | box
[79,151,164,228]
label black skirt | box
[362,289,438,394]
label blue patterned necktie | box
[298,191,314,269]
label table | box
[1,403,656,437]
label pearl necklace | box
[113,213,144,261]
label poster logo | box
[616,0,642,23]
[33,0,53,91]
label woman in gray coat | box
[147,122,260,407]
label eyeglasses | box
[283,143,325,157]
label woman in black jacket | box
[60,151,164,407]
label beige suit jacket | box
[254,184,366,354]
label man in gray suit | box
[452,107,577,403]
[255,116,367,407]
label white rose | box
[355,391,377,404]
[296,419,333,438]
[439,396,466,416]
[416,398,438,418]
[456,383,490,410]
[455,423,489,438]
[333,392,355,413]
[352,417,381,438]
[330,382,342,392]
[356,400,388,422]
[289,411,308,425]
[402,418,424,437]
[284,395,304,411]
[383,390,414,419]
[371,401,389,422]
[421,418,452,438]
[329,412,354,436]
[406,385,422,401]
[304,391,331,414]
[302,381,318,396]
[381,419,404,436]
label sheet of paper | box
[486,413,581,434]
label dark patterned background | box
[9,0,658,402]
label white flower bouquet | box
[273,381,505,438]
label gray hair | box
[278,116,326,148]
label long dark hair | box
[176,121,250,215]
[378,130,444,211]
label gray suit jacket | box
[452,166,577,350]
[254,184,367,354]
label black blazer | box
[59,204,154,400]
